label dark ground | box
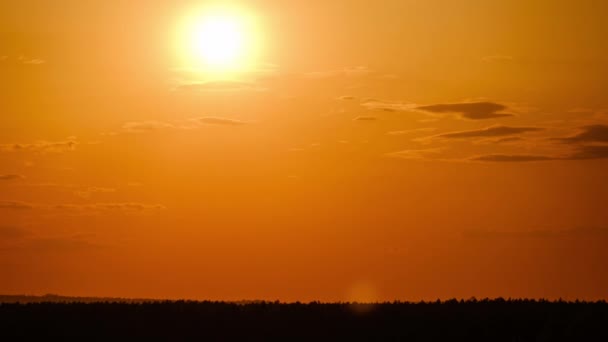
[1,298,607,341]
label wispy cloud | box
[362,100,417,112]
[0,138,78,153]
[433,126,544,139]
[0,201,165,212]
[386,128,436,136]
[568,144,608,160]
[0,201,36,210]
[353,116,378,121]
[16,182,76,189]
[362,100,514,120]
[195,117,248,126]
[415,102,513,120]
[0,56,46,65]
[20,58,45,65]
[469,144,608,162]
[484,136,525,144]
[73,187,116,199]
[121,121,178,133]
[464,125,608,163]
[469,154,557,162]
[52,203,166,211]
[554,125,608,144]
[113,117,248,135]
[303,66,372,79]
[386,148,444,160]
[0,174,25,181]
[175,80,266,92]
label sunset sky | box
[1,0,607,302]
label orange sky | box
[1,0,608,302]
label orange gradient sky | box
[1,0,608,301]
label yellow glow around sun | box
[177,5,261,74]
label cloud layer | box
[0,139,78,153]
[195,117,248,126]
[0,201,165,212]
[555,125,608,144]
[471,145,608,162]
[434,126,543,139]
[0,201,36,210]
[0,174,24,181]
[175,80,265,92]
[470,154,556,162]
[116,117,248,135]
[361,101,415,112]
[415,102,513,120]
[74,187,117,199]
[353,116,378,121]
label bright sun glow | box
[177,6,260,74]
[193,17,243,67]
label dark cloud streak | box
[0,174,24,181]
[416,102,513,120]
[470,154,556,162]
[435,126,543,139]
[0,201,36,210]
[555,125,608,144]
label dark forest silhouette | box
[2,298,607,341]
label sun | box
[177,5,260,74]
[192,16,243,68]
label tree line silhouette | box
[1,298,607,341]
